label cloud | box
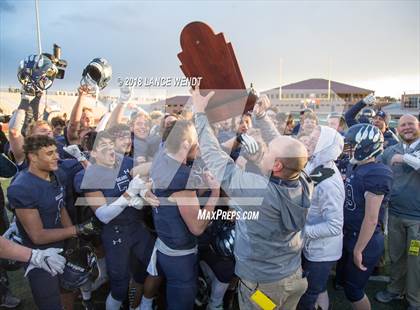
[51,13,125,32]
[0,0,15,13]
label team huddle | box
[0,56,419,310]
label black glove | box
[310,165,335,186]
[75,218,101,236]
[236,133,259,155]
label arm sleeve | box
[344,100,365,128]
[95,196,129,224]
[304,181,344,239]
[403,152,420,172]
[252,114,280,144]
[20,96,41,131]
[194,113,267,198]
[95,112,111,132]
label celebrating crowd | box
[0,55,419,310]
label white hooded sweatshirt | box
[303,126,345,262]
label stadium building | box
[260,78,374,115]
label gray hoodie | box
[194,113,313,283]
[303,126,345,262]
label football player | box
[7,135,99,309]
[74,131,160,310]
[150,120,220,309]
[337,124,393,310]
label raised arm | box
[344,94,375,128]
[106,86,132,129]
[8,94,42,163]
[191,87,268,198]
[67,86,90,144]
[252,95,281,144]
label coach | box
[191,88,313,310]
[376,114,420,310]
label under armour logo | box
[112,238,122,245]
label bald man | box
[191,89,313,310]
[376,114,420,310]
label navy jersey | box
[55,135,74,159]
[74,156,143,224]
[147,135,161,158]
[55,135,67,145]
[343,162,393,233]
[131,134,149,161]
[58,159,84,222]
[151,152,197,250]
[7,170,67,250]
[132,135,161,161]
[336,154,351,177]
[383,130,399,149]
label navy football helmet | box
[59,244,97,291]
[359,108,376,124]
[17,54,58,95]
[210,220,235,258]
[345,123,384,164]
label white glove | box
[237,134,259,155]
[252,95,271,118]
[363,94,375,106]
[128,196,144,210]
[2,222,18,240]
[125,175,147,198]
[63,145,87,162]
[25,248,66,277]
[119,85,133,104]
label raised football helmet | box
[80,58,112,93]
[17,54,58,95]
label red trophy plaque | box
[178,21,257,122]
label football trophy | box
[178,21,257,122]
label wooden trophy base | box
[178,21,257,122]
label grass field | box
[4,270,407,309]
[0,178,408,310]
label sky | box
[0,0,419,98]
